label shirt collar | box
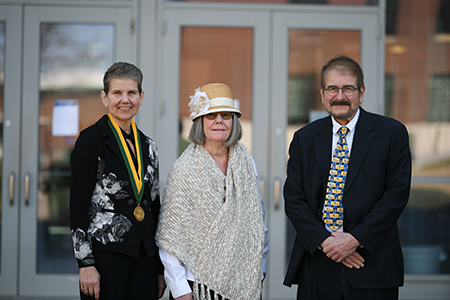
[331,108,360,135]
[120,127,135,143]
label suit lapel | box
[344,108,375,193]
[314,116,333,184]
[96,115,128,171]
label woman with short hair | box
[70,62,166,300]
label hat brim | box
[194,107,242,120]
[192,97,242,120]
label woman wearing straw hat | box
[156,83,269,300]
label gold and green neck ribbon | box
[108,114,144,203]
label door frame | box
[0,4,23,296]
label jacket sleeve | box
[70,128,101,268]
[349,121,412,253]
[284,130,330,254]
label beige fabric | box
[156,142,264,300]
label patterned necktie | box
[323,126,349,232]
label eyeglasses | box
[324,85,358,97]
[204,112,233,120]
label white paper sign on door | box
[52,99,79,136]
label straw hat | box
[188,83,242,120]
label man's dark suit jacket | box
[70,115,161,268]
[283,108,411,290]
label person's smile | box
[101,78,144,131]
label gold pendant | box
[133,204,145,222]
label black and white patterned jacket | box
[70,115,161,268]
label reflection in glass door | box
[37,23,114,273]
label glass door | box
[13,5,134,297]
[158,7,271,187]
[159,5,272,297]
[269,8,381,299]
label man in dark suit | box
[283,55,412,300]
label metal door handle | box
[274,178,281,210]
[259,178,265,201]
[9,172,14,205]
[24,173,30,206]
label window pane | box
[178,27,253,155]
[386,0,450,275]
[38,23,114,273]
[287,29,360,136]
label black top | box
[70,115,162,273]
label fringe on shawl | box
[193,277,226,300]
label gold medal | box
[133,204,145,222]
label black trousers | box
[296,252,399,300]
[80,244,159,300]
[169,280,227,300]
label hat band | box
[208,97,235,108]
[191,96,242,120]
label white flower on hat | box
[188,87,210,118]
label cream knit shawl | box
[156,142,264,300]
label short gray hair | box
[188,114,242,146]
[103,62,143,95]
